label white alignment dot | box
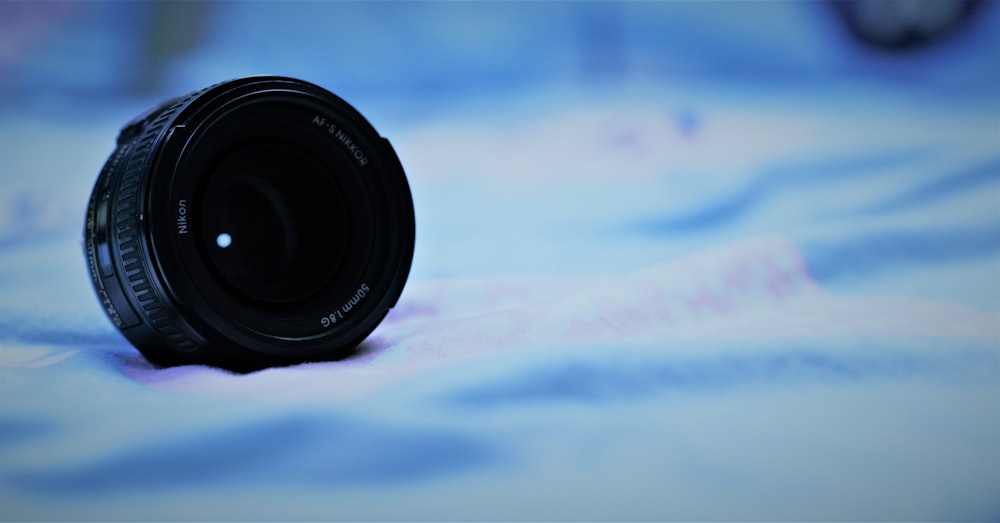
[216,233,232,248]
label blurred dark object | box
[832,0,982,51]
[0,1,78,75]
[2,1,996,108]
[136,1,211,92]
[0,0,208,99]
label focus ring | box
[114,92,203,357]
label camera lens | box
[200,143,342,305]
[83,76,415,371]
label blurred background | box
[1,2,998,520]
[1,1,996,106]
[1,0,997,294]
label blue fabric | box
[1,2,998,520]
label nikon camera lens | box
[84,76,415,372]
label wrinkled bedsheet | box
[2,4,999,522]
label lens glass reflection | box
[200,143,344,305]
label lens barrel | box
[84,76,415,371]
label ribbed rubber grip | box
[112,91,203,357]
